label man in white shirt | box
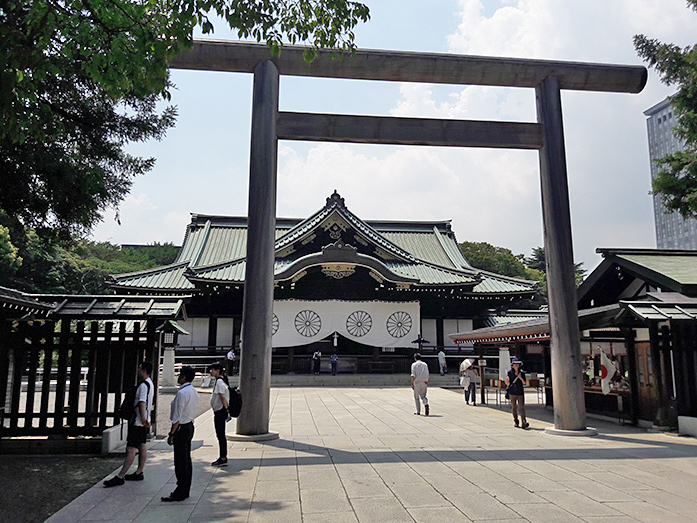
[226,348,236,375]
[410,353,430,416]
[162,366,200,502]
[437,349,447,375]
[104,361,154,487]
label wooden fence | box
[0,319,158,437]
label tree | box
[0,224,22,286]
[1,0,370,243]
[634,1,697,217]
[459,241,529,279]
[8,237,180,294]
[524,246,587,287]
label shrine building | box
[111,191,537,373]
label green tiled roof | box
[614,252,697,285]
[113,192,537,295]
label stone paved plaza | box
[48,387,697,522]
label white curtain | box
[498,347,511,380]
[272,299,420,348]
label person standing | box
[459,359,478,405]
[208,363,231,467]
[410,353,430,416]
[437,349,447,375]
[330,353,338,376]
[312,350,322,375]
[506,358,529,429]
[226,348,236,376]
[162,366,199,502]
[103,361,154,487]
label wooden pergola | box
[170,40,646,438]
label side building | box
[645,97,697,249]
[110,191,537,373]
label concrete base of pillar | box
[227,432,279,442]
[545,427,598,437]
[159,386,179,394]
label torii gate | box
[171,40,646,438]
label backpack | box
[119,380,150,421]
[228,386,243,418]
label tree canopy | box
[634,1,697,217]
[0,236,180,294]
[0,0,370,244]
[524,246,587,287]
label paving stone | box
[300,488,352,514]
[302,511,358,523]
[511,502,585,522]
[407,506,472,522]
[604,501,694,522]
[247,501,301,522]
[537,490,622,517]
[341,477,393,499]
[558,480,640,503]
[387,482,450,508]
[351,496,414,523]
[80,494,155,521]
[132,504,195,523]
[450,492,523,520]
[253,480,299,502]
[475,481,547,504]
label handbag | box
[505,374,521,400]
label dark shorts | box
[126,422,148,448]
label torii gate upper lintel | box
[169,40,647,437]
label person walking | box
[312,350,322,375]
[506,358,529,429]
[330,353,338,376]
[459,359,478,405]
[226,348,236,376]
[162,366,199,502]
[103,361,154,487]
[208,363,231,466]
[410,353,430,415]
[437,349,447,375]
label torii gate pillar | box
[232,60,280,440]
[537,76,596,436]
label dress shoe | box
[161,492,188,502]
[103,476,124,488]
[124,472,144,481]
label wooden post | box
[536,76,594,434]
[235,60,279,438]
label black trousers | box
[213,408,228,459]
[173,422,195,497]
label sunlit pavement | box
[47,386,697,522]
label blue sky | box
[90,0,695,270]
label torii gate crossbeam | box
[170,40,646,438]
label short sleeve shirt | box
[507,369,526,396]
[210,378,230,411]
[411,360,430,382]
[133,377,154,426]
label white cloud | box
[91,194,189,246]
[276,0,695,270]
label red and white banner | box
[600,350,617,395]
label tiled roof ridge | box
[599,247,697,256]
[475,268,538,286]
[112,260,191,281]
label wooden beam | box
[236,60,279,438]
[277,112,543,149]
[169,39,647,93]
[536,76,588,432]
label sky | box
[90,0,696,272]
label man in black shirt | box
[506,358,529,429]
